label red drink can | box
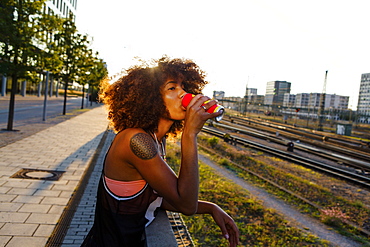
[182,93,225,122]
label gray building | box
[264,81,291,106]
[245,88,257,103]
[213,91,225,100]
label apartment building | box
[357,73,370,116]
[283,93,349,109]
[283,93,295,107]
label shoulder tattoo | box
[130,133,158,160]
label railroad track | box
[167,212,194,246]
[230,116,370,151]
[212,121,370,173]
[197,142,370,238]
[202,126,370,190]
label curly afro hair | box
[100,56,209,135]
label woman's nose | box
[180,89,188,99]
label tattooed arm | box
[130,133,158,160]
[104,128,198,215]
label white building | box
[45,0,77,17]
[357,73,370,116]
[283,93,349,109]
[283,93,295,107]
[295,93,310,108]
[325,94,349,110]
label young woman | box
[82,57,239,246]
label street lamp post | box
[42,71,49,121]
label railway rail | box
[202,126,370,190]
[168,212,194,247]
[212,121,370,174]
[230,116,370,151]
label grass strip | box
[166,141,328,246]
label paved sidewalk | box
[59,129,114,246]
[0,106,109,247]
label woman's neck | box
[155,117,174,140]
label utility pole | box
[318,70,328,131]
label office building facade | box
[45,0,77,17]
[264,81,291,105]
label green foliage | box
[207,136,219,148]
[0,0,46,77]
[0,1,107,85]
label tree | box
[0,0,46,130]
[1,2,108,126]
[89,56,108,105]
[54,14,94,114]
[34,8,64,83]
[78,52,108,108]
[55,14,108,112]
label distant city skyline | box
[75,0,370,110]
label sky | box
[75,0,370,110]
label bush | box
[207,137,219,148]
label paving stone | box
[18,204,51,213]
[2,180,32,188]
[33,224,55,237]
[48,205,65,214]
[33,189,61,197]
[0,203,23,212]
[52,184,77,191]
[0,236,11,246]
[0,212,30,223]
[41,196,70,205]
[0,187,11,193]
[0,223,38,236]
[12,195,44,204]
[59,191,74,198]
[26,181,54,190]
[6,236,48,247]
[0,194,17,203]
[25,213,60,224]
[6,188,37,196]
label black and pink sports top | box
[81,134,164,247]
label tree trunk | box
[7,74,18,131]
[81,86,85,109]
[63,80,68,115]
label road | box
[0,96,88,125]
